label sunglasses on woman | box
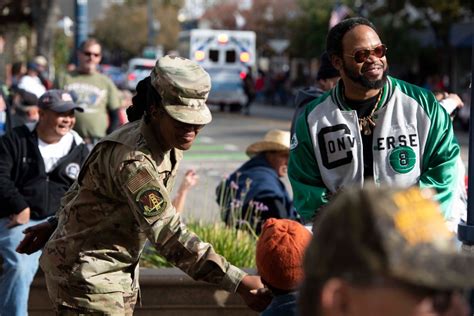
[345,44,387,63]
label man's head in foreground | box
[300,185,473,316]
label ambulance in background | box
[178,29,256,112]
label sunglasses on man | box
[345,44,387,63]
[82,51,101,58]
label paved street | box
[178,103,293,223]
[178,102,471,224]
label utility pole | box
[458,38,474,311]
[147,0,155,47]
[74,0,88,62]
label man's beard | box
[343,60,388,89]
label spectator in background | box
[433,90,467,233]
[17,61,47,98]
[10,61,26,90]
[273,70,289,106]
[10,89,39,128]
[0,83,9,136]
[33,55,53,90]
[290,51,340,136]
[300,185,473,316]
[118,89,133,125]
[0,32,7,84]
[56,38,121,146]
[0,90,89,316]
[217,129,298,234]
[256,218,312,316]
[173,169,199,213]
[255,69,266,103]
[433,90,464,118]
[242,66,256,115]
[424,73,446,92]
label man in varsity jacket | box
[289,17,464,232]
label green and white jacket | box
[289,76,464,228]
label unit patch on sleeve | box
[136,188,167,217]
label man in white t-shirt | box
[0,90,90,315]
[17,62,47,98]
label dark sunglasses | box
[82,51,100,58]
[345,44,387,63]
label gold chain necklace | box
[341,85,383,136]
[357,91,382,136]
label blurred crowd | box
[0,34,132,142]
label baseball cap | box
[256,218,312,291]
[38,90,84,113]
[305,184,474,290]
[150,55,212,125]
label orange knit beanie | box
[256,218,312,290]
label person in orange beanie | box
[256,218,312,316]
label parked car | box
[99,64,127,89]
[207,67,247,112]
[126,58,156,91]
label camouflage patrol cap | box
[305,184,474,290]
[150,55,212,125]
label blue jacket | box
[217,153,296,232]
[261,292,298,316]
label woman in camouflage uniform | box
[17,56,270,314]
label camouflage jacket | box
[40,119,246,300]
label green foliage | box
[288,0,471,60]
[93,1,183,59]
[140,221,257,268]
[140,174,266,269]
[288,0,352,58]
[52,30,72,75]
[216,175,267,238]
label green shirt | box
[58,71,121,139]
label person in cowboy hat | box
[216,129,299,234]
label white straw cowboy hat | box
[246,129,291,157]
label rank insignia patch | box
[136,189,167,217]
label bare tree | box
[30,0,59,63]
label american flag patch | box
[127,169,153,194]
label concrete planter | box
[29,268,258,316]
